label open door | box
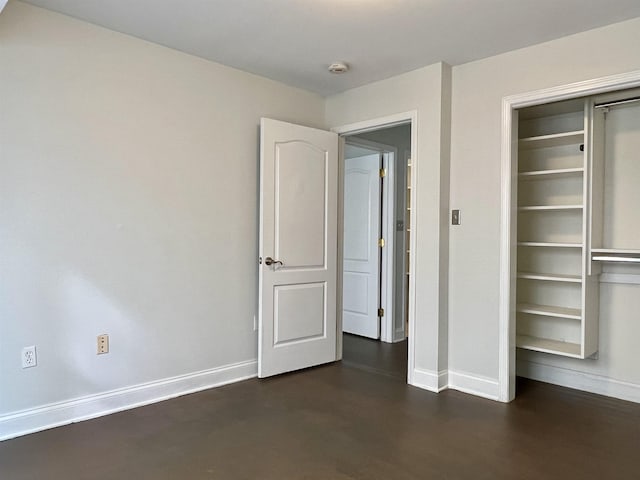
[258,118,339,378]
[342,153,382,339]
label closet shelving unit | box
[405,158,412,336]
[515,98,599,359]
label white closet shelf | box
[518,167,584,179]
[518,242,582,248]
[518,130,584,150]
[515,98,596,362]
[518,205,583,211]
[516,303,581,320]
[517,272,582,283]
[516,335,582,357]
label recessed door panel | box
[275,142,327,269]
[274,282,326,346]
[344,169,372,262]
[342,272,369,315]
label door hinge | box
[378,308,384,317]
[379,168,386,178]
[378,238,385,248]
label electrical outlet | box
[22,346,37,368]
[97,334,109,354]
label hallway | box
[342,333,408,380]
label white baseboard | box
[517,360,640,404]
[0,359,258,442]
[392,328,407,343]
[448,370,500,401]
[410,368,448,393]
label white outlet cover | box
[22,346,37,368]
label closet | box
[515,89,640,361]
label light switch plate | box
[452,209,461,225]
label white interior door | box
[258,118,338,378]
[342,153,382,339]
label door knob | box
[264,257,283,266]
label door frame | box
[499,70,640,402]
[332,111,417,384]
[343,137,397,343]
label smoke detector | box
[328,62,349,74]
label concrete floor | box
[1,349,639,479]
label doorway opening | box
[340,123,412,380]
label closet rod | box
[592,256,640,263]
[594,95,640,109]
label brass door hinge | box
[378,308,384,317]
[378,238,385,248]
[379,168,386,178]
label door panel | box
[275,142,327,268]
[344,169,373,261]
[259,118,338,378]
[274,282,326,346]
[342,153,382,339]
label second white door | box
[342,153,382,339]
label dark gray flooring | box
[1,353,639,479]
[342,333,407,379]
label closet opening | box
[501,76,640,403]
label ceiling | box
[21,0,640,96]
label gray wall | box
[450,17,640,388]
[0,1,324,416]
[3,1,640,439]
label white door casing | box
[259,118,339,378]
[342,153,382,339]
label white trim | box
[336,136,345,360]
[448,370,500,401]
[381,151,395,343]
[332,110,419,387]
[331,111,415,136]
[499,70,640,403]
[518,360,640,404]
[412,368,448,393]
[0,360,257,442]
